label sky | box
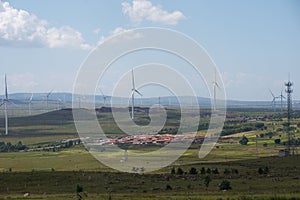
[0,0,300,101]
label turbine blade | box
[29,93,33,102]
[0,102,4,107]
[99,88,104,96]
[6,99,18,107]
[47,89,53,97]
[132,69,135,89]
[135,89,143,97]
[269,89,275,98]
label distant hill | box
[1,92,299,109]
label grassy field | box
[0,155,299,199]
[0,108,299,199]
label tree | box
[76,184,83,200]
[177,167,184,175]
[204,176,212,191]
[239,135,249,145]
[258,167,264,175]
[189,167,198,175]
[212,168,219,174]
[266,131,274,139]
[200,167,206,175]
[224,168,231,175]
[264,166,269,174]
[206,168,211,174]
[231,169,239,175]
[171,167,175,175]
[219,180,232,190]
[255,122,265,129]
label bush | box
[219,180,232,190]
[204,176,212,190]
[274,139,281,144]
[258,167,264,175]
[239,136,249,145]
[258,167,269,175]
[165,184,172,190]
[263,143,268,147]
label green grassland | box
[0,107,299,199]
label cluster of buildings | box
[96,134,205,145]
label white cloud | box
[0,1,91,50]
[122,0,186,25]
[97,27,142,45]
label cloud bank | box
[0,1,91,50]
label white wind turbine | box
[269,89,279,112]
[0,74,12,135]
[99,89,108,107]
[131,69,142,120]
[45,90,53,110]
[212,69,220,111]
[57,98,64,110]
[28,93,33,115]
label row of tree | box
[0,141,27,152]
[171,167,239,176]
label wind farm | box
[0,0,300,199]
[0,72,299,199]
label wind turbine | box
[57,98,64,110]
[278,89,286,112]
[99,89,108,107]
[131,69,142,120]
[212,69,220,111]
[46,90,53,110]
[28,93,33,115]
[0,74,11,135]
[269,89,279,112]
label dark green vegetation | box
[0,107,299,199]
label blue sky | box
[0,0,300,101]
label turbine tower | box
[278,90,286,112]
[131,69,142,120]
[285,76,293,155]
[28,93,33,115]
[46,90,53,110]
[0,74,10,135]
[212,69,220,111]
